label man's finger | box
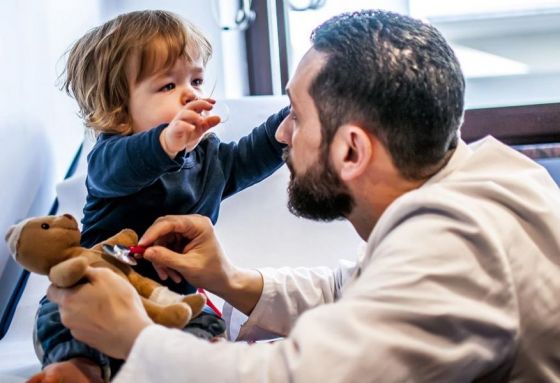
[139,217,180,246]
[153,264,169,281]
[139,215,207,247]
[143,246,186,271]
[83,266,113,283]
[167,268,183,283]
[46,284,64,304]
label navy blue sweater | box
[36,107,289,374]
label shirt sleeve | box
[235,260,356,340]
[86,124,186,198]
[114,205,518,383]
[218,106,289,198]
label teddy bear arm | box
[49,256,90,288]
[126,269,163,298]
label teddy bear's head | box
[5,214,81,274]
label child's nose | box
[180,88,197,105]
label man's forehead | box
[286,48,327,105]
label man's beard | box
[284,148,354,221]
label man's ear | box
[330,124,373,181]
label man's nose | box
[275,115,292,145]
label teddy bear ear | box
[4,224,19,258]
[5,226,14,243]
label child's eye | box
[160,83,176,92]
[192,78,204,87]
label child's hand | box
[160,99,221,158]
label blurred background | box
[2,0,560,186]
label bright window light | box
[453,45,529,78]
[410,0,560,19]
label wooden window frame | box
[244,0,289,95]
[462,103,560,145]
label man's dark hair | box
[310,10,465,179]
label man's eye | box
[192,78,204,87]
[290,110,297,121]
[160,83,176,92]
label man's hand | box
[47,268,153,360]
[160,98,221,158]
[138,215,264,316]
[26,358,103,383]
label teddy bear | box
[4,213,205,329]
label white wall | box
[1,0,101,199]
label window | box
[409,0,560,108]
[251,0,560,110]
[284,0,408,81]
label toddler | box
[33,9,288,382]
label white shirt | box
[114,137,560,382]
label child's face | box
[127,56,205,134]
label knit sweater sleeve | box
[218,106,289,198]
[86,124,186,198]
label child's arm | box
[87,100,220,199]
[86,126,190,199]
[219,106,290,198]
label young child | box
[33,10,288,382]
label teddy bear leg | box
[126,270,161,298]
[127,270,206,319]
[141,297,192,328]
[49,256,89,288]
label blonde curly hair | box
[61,10,212,135]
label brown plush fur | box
[5,214,205,328]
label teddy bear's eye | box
[41,223,50,230]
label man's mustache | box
[282,147,290,162]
